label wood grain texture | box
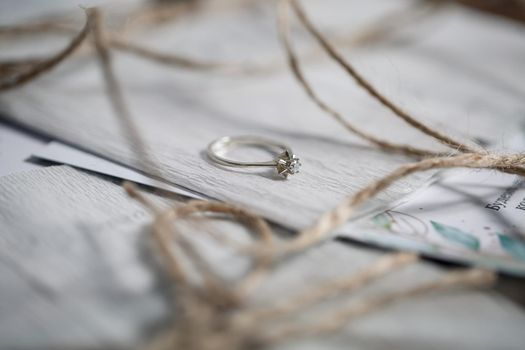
[0,166,168,348]
[0,166,524,349]
[1,1,525,232]
[1,1,525,349]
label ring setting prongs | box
[276,150,301,178]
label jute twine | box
[0,0,440,77]
[1,1,523,349]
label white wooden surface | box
[0,166,524,349]
[0,166,166,347]
[1,0,525,231]
[1,1,525,348]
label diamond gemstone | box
[288,158,301,174]
[276,151,301,178]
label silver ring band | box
[207,136,301,178]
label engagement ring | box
[207,136,301,178]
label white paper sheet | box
[343,131,525,275]
[32,141,206,199]
[0,121,47,177]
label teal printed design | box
[372,213,392,230]
[431,221,480,251]
[498,235,525,261]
